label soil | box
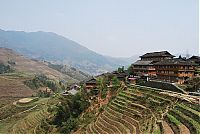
[0,76,35,98]
[162,121,174,134]
[178,124,190,134]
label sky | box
[0,0,199,57]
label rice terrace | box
[0,0,199,134]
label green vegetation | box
[40,92,90,133]
[170,107,200,134]
[165,114,181,134]
[0,63,14,74]
[82,86,174,133]
[24,74,64,92]
[118,66,125,73]
[184,77,200,92]
[80,84,200,134]
[177,103,200,123]
[48,63,89,81]
[1,74,199,134]
[111,76,120,91]
[97,77,108,99]
[167,114,181,126]
[153,126,161,134]
[0,97,50,134]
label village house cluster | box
[131,51,199,84]
[65,51,200,94]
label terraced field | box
[10,109,49,134]
[81,85,200,134]
[0,98,50,134]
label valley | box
[0,0,198,133]
[0,48,199,134]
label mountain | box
[0,29,132,75]
[0,47,89,82]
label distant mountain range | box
[0,29,136,75]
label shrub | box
[43,92,90,134]
[0,63,14,74]
[24,74,61,92]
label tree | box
[0,64,14,74]
[118,66,125,73]
[127,65,133,75]
[111,76,120,91]
[50,92,89,133]
[97,77,107,99]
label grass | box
[182,101,200,112]
[85,87,174,134]
[0,97,50,134]
[0,72,33,79]
[0,97,19,108]
[171,109,200,134]
[167,114,181,126]
[153,124,161,134]
[11,109,49,134]
[177,103,200,123]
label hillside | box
[79,85,200,134]
[0,97,52,134]
[0,47,88,82]
[0,29,131,75]
[0,73,34,98]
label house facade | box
[131,51,197,84]
[188,56,200,65]
[154,58,196,84]
[132,60,156,77]
[132,51,175,77]
[85,78,97,90]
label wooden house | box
[132,51,175,78]
[132,60,156,77]
[85,78,97,90]
[188,56,200,65]
[154,58,197,84]
[140,51,175,62]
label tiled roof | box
[140,51,175,58]
[189,56,200,60]
[154,58,197,66]
[86,78,97,84]
[132,60,154,65]
[68,89,79,95]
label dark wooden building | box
[188,56,200,65]
[140,51,175,62]
[132,60,156,77]
[85,78,97,90]
[132,51,175,77]
[155,58,197,84]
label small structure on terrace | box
[85,77,97,90]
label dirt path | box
[179,124,190,134]
[162,121,174,134]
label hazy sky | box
[0,0,199,57]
